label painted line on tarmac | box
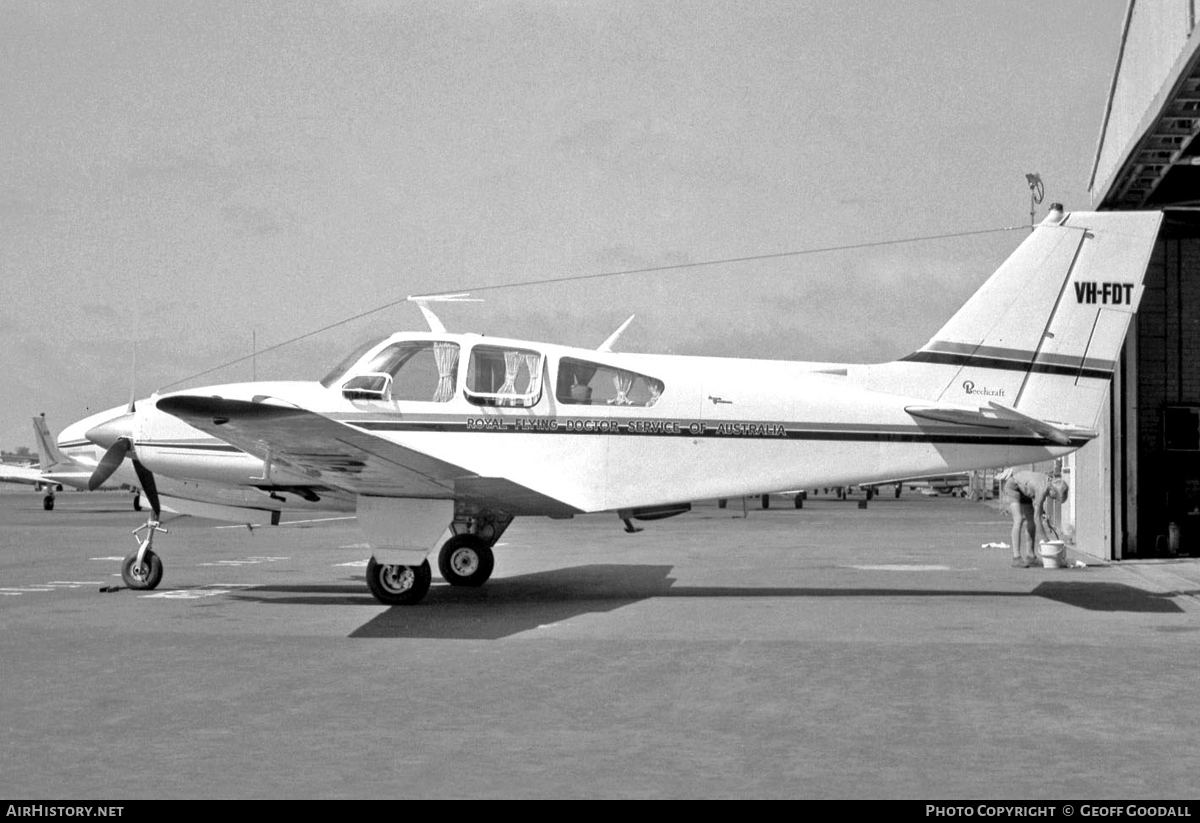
[141,583,257,600]
[195,556,290,567]
[0,580,106,596]
[848,564,956,571]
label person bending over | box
[1001,470,1068,567]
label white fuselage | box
[139,332,1078,515]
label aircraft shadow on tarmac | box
[1031,581,1187,614]
[220,564,1186,639]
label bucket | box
[1038,540,1066,568]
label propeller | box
[130,455,161,519]
[84,407,161,519]
[88,436,132,490]
[82,340,163,518]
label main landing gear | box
[366,557,432,605]
[437,534,495,587]
[365,511,511,606]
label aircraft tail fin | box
[870,207,1162,432]
[32,415,70,470]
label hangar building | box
[1076,0,1200,559]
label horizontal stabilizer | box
[984,401,1075,446]
[905,401,1090,446]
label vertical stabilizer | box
[868,208,1162,431]
[32,415,70,470]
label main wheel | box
[43,496,54,511]
[133,495,142,512]
[366,558,431,605]
[437,534,495,587]
[121,549,163,590]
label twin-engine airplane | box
[78,206,1161,605]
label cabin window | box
[340,341,459,402]
[556,358,663,406]
[465,345,544,407]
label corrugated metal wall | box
[1091,0,1197,203]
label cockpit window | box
[340,341,459,402]
[556,358,663,406]
[320,338,387,388]
[465,345,544,407]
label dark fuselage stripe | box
[135,442,245,453]
[346,419,1087,447]
[901,342,1114,379]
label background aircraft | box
[0,415,140,510]
[74,208,1162,605]
[32,413,141,510]
[0,456,58,497]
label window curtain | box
[498,350,522,404]
[524,353,541,396]
[610,369,634,405]
[432,343,459,402]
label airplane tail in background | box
[867,207,1163,434]
[32,415,70,470]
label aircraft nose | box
[85,412,135,449]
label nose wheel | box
[121,519,169,590]
[121,549,163,589]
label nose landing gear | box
[121,519,169,590]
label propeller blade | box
[131,457,160,519]
[88,437,132,491]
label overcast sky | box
[0,0,1128,451]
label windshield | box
[319,337,387,388]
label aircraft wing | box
[0,464,49,487]
[155,396,580,517]
[904,401,1091,445]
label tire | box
[121,549,163,590]
[366,558,431,605]
[437,534,495,587]
[43,496,54,511]
[133,495,142,512]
